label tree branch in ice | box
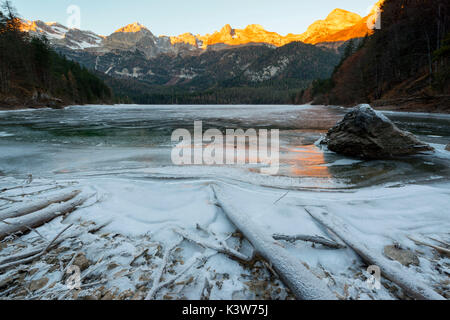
[145,241,181,300]
[427,237,450,248]
[273,191,289,205]
[273,233,346,249]
[174,227,252,262]
[0,190,81,220]
[0,224,73,272]
[0,196,22,203]
[0,192,90,240]
[0,221,108,273]
[305,207,445,300]
[200,276,212,300]
[130,248,149,266]
[407,236,450,256]
[0,182,62,194]
[212,185,337,300]
[146,253,203,300]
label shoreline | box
[0,176,448,300]
[1,103,450,116]
[373,104,450,114]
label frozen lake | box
[0,105,449,300]
[0,104,449,189]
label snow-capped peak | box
[114,22,149,33]
[19,19,103,50]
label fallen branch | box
[427,237,450,248]
[0,196,22,203]
[145,241,181,300]
[0,221,107,268]
[0,190,81,220]
[407,236,450,256]
[212,185,336,300]
[273,191,289,205]
[174,228,252,262]
[305,207,445,300]
[0,193,90,240]
[0,183,59,194]
[0,224,73,272]
[273,233,345,249]
[60,252,78,281]
[7,184,71,198]
[200,276,212,300]
[146,253,203,300]
[130,248,149,266]
[325,228,347,248]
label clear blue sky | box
[12,0,376,36]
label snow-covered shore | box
[0,175,448,300]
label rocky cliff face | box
[19,20,103,50]
[298,9,363,44]
[102,23,175,59]
[17,3,379,91]
[57,40,339,89]
[168,9,371,49]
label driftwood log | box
[174,228,253,262]
[305,206,445,300]
[0,193,90,240]
[0,190,81,220]
[212,185,336,300]
[273,234,346,249]
[407,236,450,256]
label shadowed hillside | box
[0,1,112,109]
[297,0,450,113]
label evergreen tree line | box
[0,1,112,108]
[105,75,306,105]
[299,0,450,108]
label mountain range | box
[17,2,383,104]
[20,7,375,56]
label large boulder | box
[325,104,434,159]
[446,143,450,151]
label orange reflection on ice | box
[283,145,330,178]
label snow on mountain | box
[20,4,376,56]
[19,19,103,50]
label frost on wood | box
[1,173,448,300]
[174,227,253,262]
[0,224,73,272]
[0,192,90,240]
[305,206,445,300]
[407,236,450,256]
[0,190,81,220]
[273,233,346,249]
[212,185,336,300]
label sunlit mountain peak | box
[115,22,148,33]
